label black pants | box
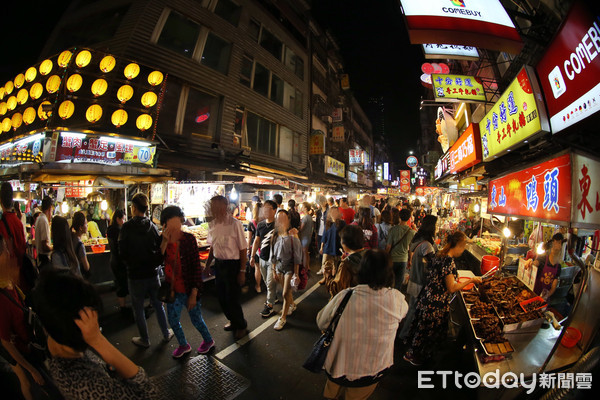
[214,259,247,330]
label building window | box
[259,28,283,60]
[182,87,220,138]
[157,81,183,136]
[213,0,242,26]
[157,11,201,58]
[284,48,304,80]
[240,54,253,87]
[201,33,231,74]
[248,18,261,42]
[253,63,270,97]
[246,112,277,156]
[270,74,284,106]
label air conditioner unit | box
[321,116,332,124]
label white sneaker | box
[287,303,297,316]
[316,269,324,275]
[274,317,286,331]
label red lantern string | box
[152,73,167,142]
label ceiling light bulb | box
[100,200,108,211]
[61,202,69,214]
[473,203,480,213]
[503,227,511,238]
[537,242,545,255]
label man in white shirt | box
[34,196,53,268]
[205,196,248,340]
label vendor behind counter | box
[525,233,566,300]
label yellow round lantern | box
[0,87,5,100]
[58,100,75,120]
[117,85,133,103]
[23,107,36,125]
[91,79,108,97]
[0,102,6,116]
[148,71,164,86]
[30,83,43,100]
[38,101,52,120]
[136,114,153,131]
[124,63,140,80]
[140,91,157,108]
[7,96,17,111]
[75,50,92,68]
[14,74,25,89]
[5,81,14,95]
[39,59,53,76]
[2,118,11,133]
[66,74,83,93]
[58,50,73,68]
[25,67,37,83]
[86,104,103,123]
[99,56,116,73]
[46,75,61,94]
[111,109,128,127]
[16,89,28,105]
[11,113,23,130]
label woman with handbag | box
[269,209,303,331]
[50,216,81,276]
[316,249,408,399]
[160,206,214,358]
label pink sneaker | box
[172,343,192,359]
[197,339,215,355]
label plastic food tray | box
[520,296,548,312]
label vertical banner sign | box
[572,153,600,227]
[349,149,364,165]
[488,153,572,222]
[449,124,482,173]
[332,108,343,122]
[536,1,600,134]
[332,124,345,142]
[479,66,549,161]
[340,74,350,90]
[400,170,411,194]
[309,130,325,155]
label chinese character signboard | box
[340,74,350,90]
[449,124,482,173]
[54,133,156,166]
[400,170,411,194]
[434,152,450,180]
[488,153,572,223]
[376,164,383,182]
[0,134,44,167]
[572,153,600,228]
[332,125,345,142]
[65,181,93,198]
[325,155,345,178]
[432,74,486,103]
[332,108,343,122]
[349,149,364,165]
[347,170,358,183]
[399,0,522,53]
[422,43,479,60]
[479,66,550,161]
[310,130,325,155]
[536,1,600,134]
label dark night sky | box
[1,0,424,164]
[311,0,424,162]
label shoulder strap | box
[0,288,27,313]
[390,227,411,251]
[327,289,354,333]
[1,216,13,239]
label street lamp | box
[409,150,414,155]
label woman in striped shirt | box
[317,249,408,399]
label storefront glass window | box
[157,11,201,58]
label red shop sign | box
[536,1,600,133]
[449,124,482,173]
[488,153,572,222]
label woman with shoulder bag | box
[160,206,214,358]
[316,249,408,399]
[71,212,91,278]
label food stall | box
[453,150,600,393]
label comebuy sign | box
[479,66,549,161]
[449,124,482,173]
[488,153,572,223]
[536,1,600,134]
[399,0,522,53]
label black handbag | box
[303,289,354,373]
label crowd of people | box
[1,181,490,400]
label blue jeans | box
[393,262,407,292]
[128,276,170,341]
[167,292,213,346]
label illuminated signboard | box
[376,164,383,181]
[488,153,571,222]
[383,162,390,180]
[572,153,600,228]
[347,170,358,183]
[309,130,325,155]
[54,132,156,166]
[406,156,418,168]
[432,74,486,103]
[332,124,344,142]
[399,0,522,53]
[400,170,411,194]
[349,149,364,165]
[0,133,45,167]
[422,43,479,60]
[434,152,450,180]
[449,124,482,173]
[479,66,549,161]
[325,155,345,178]
[332,108,343,122]
[536,1,600,134]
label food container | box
[520,296,548,312]
[560,327,582,348]
[199,251,209,261]
[480,339,514,356]
[91,244,105,253]
[459,276,474,291]
[481,255,500,274]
